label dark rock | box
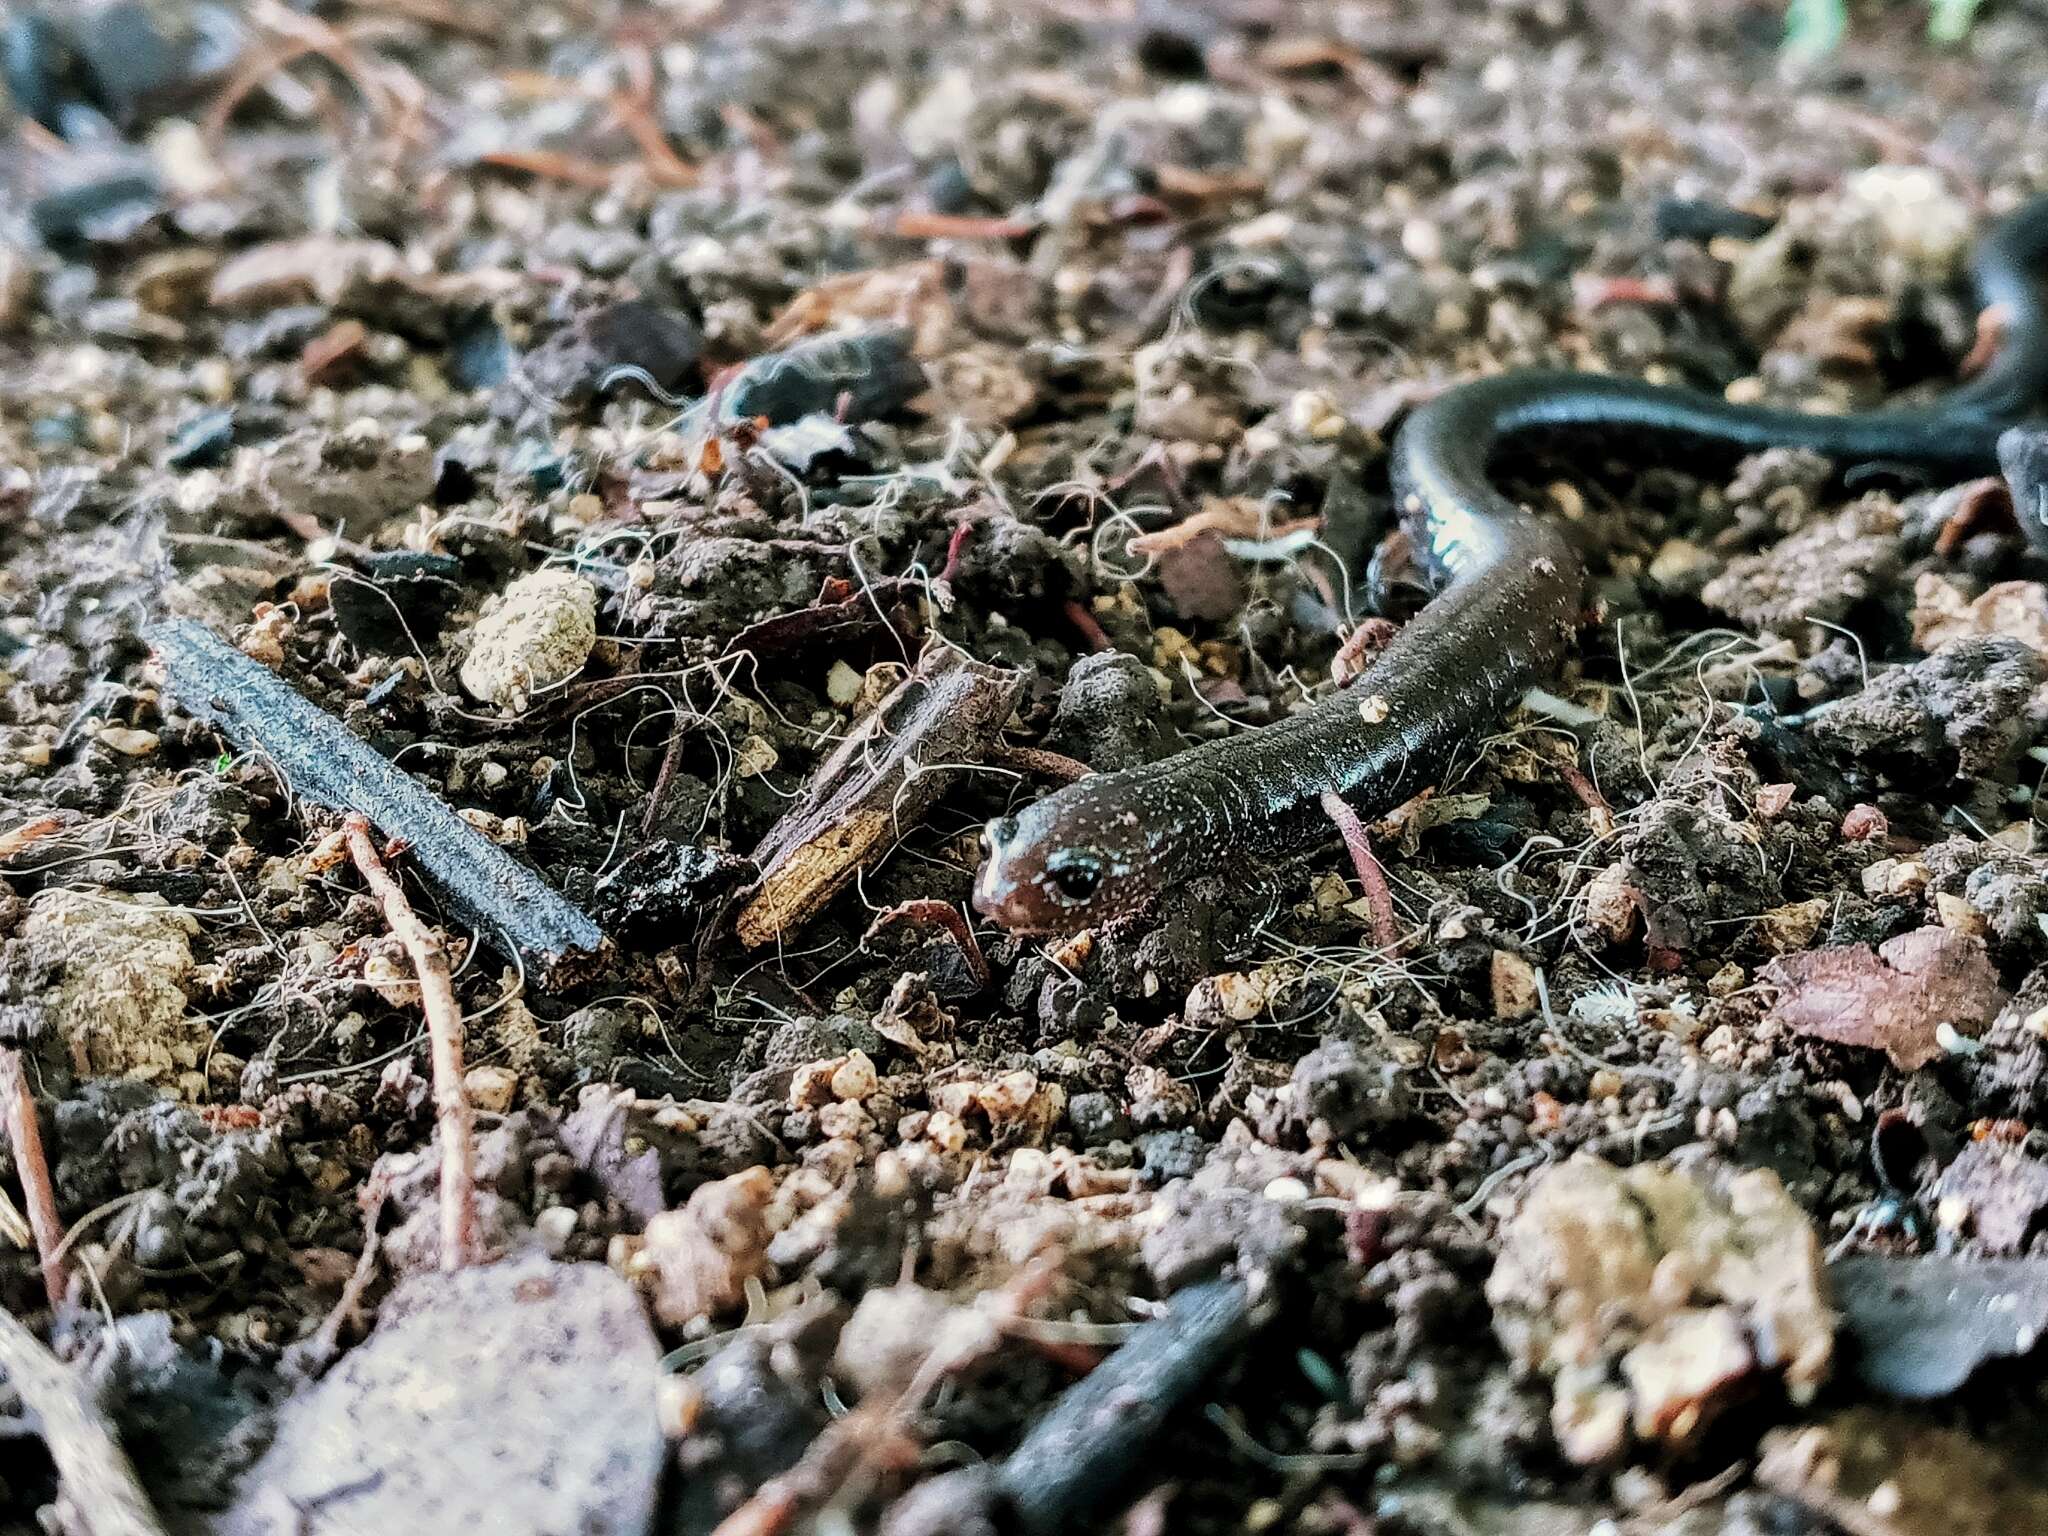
[673,1338,828,1536]
[1277,1037,1414,1145]
[1999,423,2048,550]
[69,0,208,128]
[718,328,925,426]
[83,1311,281,1517]
[499,299,702,415]
[1807,637,2045,786]
[30,167,163,247]
[503,438,574,493]
[3,12,83,131]
[1066,1090,1131,1146]
[1187,244,1311,328]
[1041,651,1177,771]
[447,312,513,390]
[328,550,465,655]
[591,839,754,940]
[1137,1126,1205,1185]
[1655,196,1776,242]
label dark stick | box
[997,1275,1254,1536]
[147,619,604,979]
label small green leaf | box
[1928,0,1984,42]
[1783,0,1850,56]
[1296,1347,1348,1404]
[213,752,233,774]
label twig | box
[343,816,478,1272]
[989,743,1093,785]
[344,0,496,41]
[148,619,603,979]
[1329,618,1397,689]
[296,1180,389,1370]
[2,1049,68,1309]
[863,900,989,991]
[476,148,634,187]
[1064,600,1114,653]
[1932,476,2012,558]
[1554,759,1616,838]
[1320,792,1400,952]
[0,1308,168,1536]
[641,715,692,838]
[934,520,976,589]
[889,211,1037,241]
[0,814,66,864]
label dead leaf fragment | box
[1762,926,2007,1070]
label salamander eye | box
[1045,849,1106,902]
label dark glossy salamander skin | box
[974,196,2048,933]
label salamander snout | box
[973,805,1136,933]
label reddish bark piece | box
[721,576,918,663]
[1762,926,2007,1070]
[1151,533,1246,623]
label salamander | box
[973,195,2048,934]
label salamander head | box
[972,789,1159,933]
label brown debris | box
[1911,572,2048,656]
[1762,926,2007,1070]
[1,1049,68,1308]
[0,813,66,864]
[298,317,369,384]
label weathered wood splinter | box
[736,647,1023,947]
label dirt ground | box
[4,0,2048,1531]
